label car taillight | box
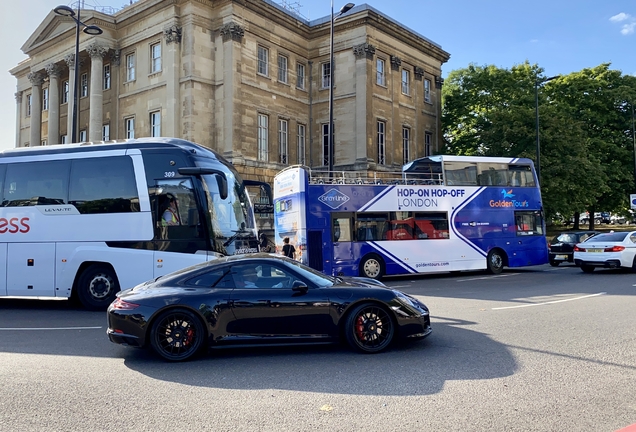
[547,244,551,250]
[605,245,625,252]
[573,245,583,252]
[111,298,139,310]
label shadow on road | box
[120,317,517,396]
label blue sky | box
[1,0,634,150]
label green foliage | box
[442,62,636,221]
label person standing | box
[259,232,271,252]
[281,237,296,259]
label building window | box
[79,130,87,142]
[377,121,386,165]
[322,123,331,166]
[41,140,47,146]
[62,80,69,104]
[103,64,111,90]
[401,69,410,95]
[376,58,386,86]
[297,124,306,165]
[425,131,432,156]
[150,111,161,137]
[278,55,288,83]
[125,117,135,139]
[278,119,288,164]
[80,73,88,97]
[424,79,431,103]
[102,124,110,141]
[321,62,331,89]
[151,43,161,73]
[61,135,67,144]
[296,63,305,90]
[257,114,269,161]
[257,46,269,76]
[126,53,136,81]
[402,127,410,165]
[26,94,31,116]
[42,88,49,111]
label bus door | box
[152,178,208,277]
[331,213,355,274]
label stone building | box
[11,0,450,185]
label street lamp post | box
[54,4,103,143]
[328,2,355,178]
[534,75,559,185]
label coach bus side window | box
[154,179,202,241]
[68,156,139,214]
[3,161,70,207]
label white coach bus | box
[0,138,263,310]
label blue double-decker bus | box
[273,155,548,279]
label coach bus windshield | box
[201,172,258,255]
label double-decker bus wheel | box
[486,249,505,275]
[359,254,385,280]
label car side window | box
[253,264,298,289]
[185,268,227,287]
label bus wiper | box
[222,223,247,247]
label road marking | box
[492,292,606,310]
[0,326,102,331]
[457,273,519,282]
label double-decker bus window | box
[444,162,477,186]
[3,160,70,206]
[508,165,536,187]
[515,210,544,236]
[69,156,139,214]
[414,212,449,239]
[332,215,353,242]
[356,213,388,241]
[478,163,509,186]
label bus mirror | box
[178,167,228,200]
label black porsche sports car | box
[107,253,431,361]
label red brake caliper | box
[355,315,365,341]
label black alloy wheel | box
[486,249,504,274]
[77,264,120,311]
[150,309,205,362]
[344,303,394,353]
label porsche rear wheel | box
[344,303,394,353]
[150,309,206,362]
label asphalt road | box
[0,263,634,432]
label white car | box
[573,231,636,273]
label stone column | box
[87,43,108,141]
[45,63,62,144]
[28,71,45,146]
[164,25,182,138]
[352,43,375,168]
[219,22,244,157]
[110,49,121,139]
[64,53,77,142]
[15,91,22,148]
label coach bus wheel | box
[486,249,504,275]
[77,264,120,311]
[360,254,385,280]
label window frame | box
[150,111,161,137]
[125,117,135,139]
[26,94,32,117]
[80,73,88,98]
[126,53,136,82]
[278,118,288,164]
[102,124,110,141]
[257,46,269,76]
[277,54,288,84]
[377,120,386,165]
[402,127,410,165]
[296,62,306,90]
[150,42,162,74]
[321,62,331,89]
[62,80,69,104]
[297,123,306,165]
[257,113,269,161]
[425,131,432,157]
[401,69,410,95]
[42,87,49,111]
[376,58,386,86]
[103,64,111,90]
[424,78,431,103]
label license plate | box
[587,248,603,253]
[556,255,568,260]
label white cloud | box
[622,22,636,35]
[610,12,631,22]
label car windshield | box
[554,233,577,244]
[283,259,337,287]
[585,232,628,242]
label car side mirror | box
[291,280,308,293]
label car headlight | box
[392,290,429,313]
